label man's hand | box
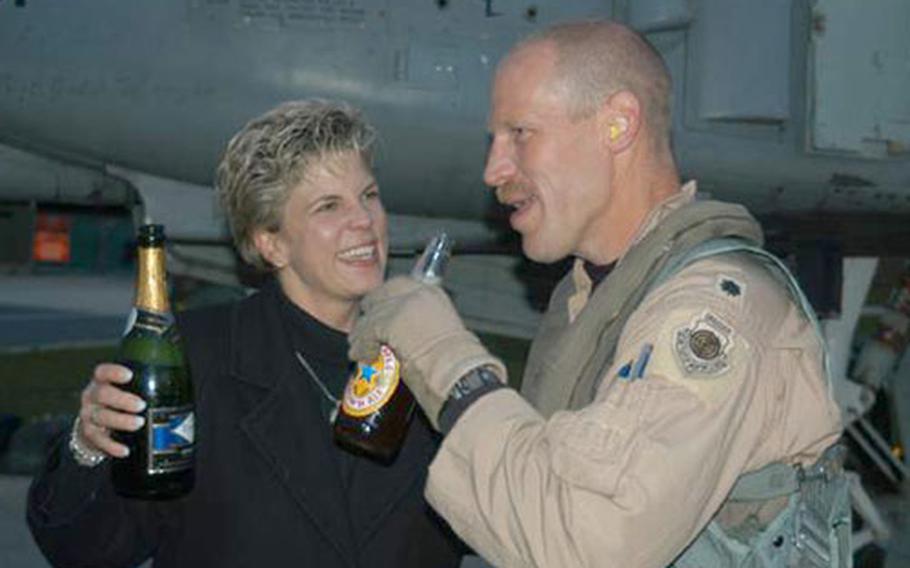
[349,276,506,429]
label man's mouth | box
[497,184,533,209]
[496,184,538,230]
[508,195,535,212]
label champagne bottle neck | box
[135,245,170,314]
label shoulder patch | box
[674,312,734,376]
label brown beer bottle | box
[334,232,452,463]
[112,224,195,499]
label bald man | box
[351,20,846,567]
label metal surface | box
[809,0,910,158]
[0,0,907,244]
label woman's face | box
[255,152,388,324]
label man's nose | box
[483,138,516,189]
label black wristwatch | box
[438,365,504,433]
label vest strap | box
[728,462,800,502]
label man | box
[350,21,846,567]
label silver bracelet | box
[68,416,108,468]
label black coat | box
[28,283,463,568]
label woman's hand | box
[76,363,147,458]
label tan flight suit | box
[426,184,843,568]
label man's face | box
[259,152,389,314]
[484,43,613,264]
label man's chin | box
[521,238,565,264]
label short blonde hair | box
[215,100,376,271]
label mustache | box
[495,182,529,203]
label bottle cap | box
[138,224,166,246]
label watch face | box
[450,378,472,400]
[451,367,499,401]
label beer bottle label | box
[147,405,194,474]
[341,345,401,417]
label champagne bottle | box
[333,232,453,463]
[112,224,195,499]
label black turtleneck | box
[274,283,361,486]
[275,285,354,423]
[583,260,616,291]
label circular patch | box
[689,329,721,360]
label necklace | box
[294,351,341,424]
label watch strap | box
[438,365,505,434]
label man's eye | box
[512,127,530,141]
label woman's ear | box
[252,229,288,270]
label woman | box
[27,100,464,567]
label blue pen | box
[618,362,632,379]
[632,343,653,379]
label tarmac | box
[0,273,130,567]
[0,272,132,352]
[0,475,46,568]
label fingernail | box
[133,416,145,429]
[135,399,147,412]
[120,446,130,458]
[123,369,134,381]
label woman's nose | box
[349,201,374,228]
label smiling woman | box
[252,155,388,331]
[26,100,465,568]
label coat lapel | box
[344,411,437,546]
[228,286,356,566]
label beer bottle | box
[112,224,195,499]
[334,232,452,463]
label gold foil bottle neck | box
[135,245,170,314]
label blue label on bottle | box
[147,405,194,474]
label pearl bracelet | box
[68,416,108,468]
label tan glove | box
[349,276,507,430]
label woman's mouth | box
[337,243,378,263]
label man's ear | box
[599,90,641,153]
[252,229,287,270]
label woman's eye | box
[316,201,339,213]
[363,189,380,200]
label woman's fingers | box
[93,363,133,385]
[94,382,146,414]
[75,362,146,458]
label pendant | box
[329,402,339,424]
